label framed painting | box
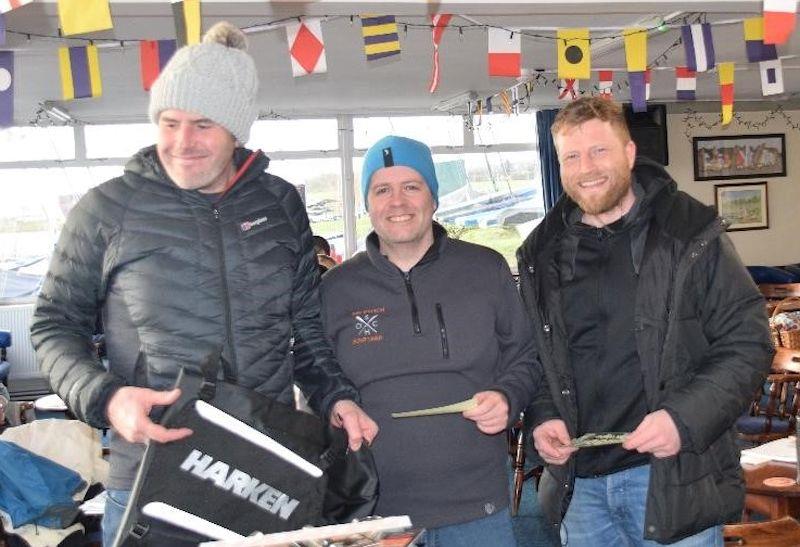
[693,134,786,181]
[714,181,769,231]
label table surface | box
[744,461,800,497]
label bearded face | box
[555,119,637,220]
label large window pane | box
[0,166,121,302]
[248,119,338,152]
[85,124,156,158]
[267,158,345,258]
[354,115,464,149]
[353,151,543,270]
[0,126,75,162]
[472,113,536,145]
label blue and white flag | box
[760,58,784,95]
[682,23,715,72]
[629,71,647,112]
[0,50,13,126]
[0,13,5,45]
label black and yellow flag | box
[557,28,590,80]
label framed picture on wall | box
[693,134,786,181]
[714,181,769,231]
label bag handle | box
[771,296,800,320]
[197,351,227,400]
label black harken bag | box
[115,363,379,546]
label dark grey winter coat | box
[31,146,357,488]
[517,157,773,543]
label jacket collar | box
[365,221,448,276]
[125,145,270,199]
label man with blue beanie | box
[309,135,546,545]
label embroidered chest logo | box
[240,216,268,232]
[352,307,385,346]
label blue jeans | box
[562,465,723,546]
[102,489,131,546]
[422,507,517,547]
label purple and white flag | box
[760,58,784,95]
[682,23,715,72]
[0,50,13,126]
[0,13,5,46]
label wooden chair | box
[737,348,800,445]
[507,413,542,516]
[724,516,800,546]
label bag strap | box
[197,352,225,401]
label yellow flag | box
[624,28,647,72]
[57,0,112,36]
[557,29,590,80]
[172,0,202,46]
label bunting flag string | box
[360,15,401,61]
[57,0,113,37]
[428,14,452,93]
[0,50,12,126]
[58,45,102,100]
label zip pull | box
[435,303,449,359]
[212,206,220,220]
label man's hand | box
[623,409,682,458]
[330,399,379,451]
[532,419,577,465]
[106,386,192,444]
[462,391,509,434]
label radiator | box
[0,303,38,379]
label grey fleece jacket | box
[318,225,544,529]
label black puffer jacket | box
[517,157,773,543]
[31,146,358,488]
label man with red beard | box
[516,97,772,545]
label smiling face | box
[156,109,237,194]
[555,118,637,225]
[367,165,435,268]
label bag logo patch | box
[352,307,384,346]
[180,448,300,520]
[240,216,268,232]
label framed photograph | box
[693,134,786,181]
[714,182,769,231]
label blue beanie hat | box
[361,135,438,210]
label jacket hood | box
[124,145,270,194]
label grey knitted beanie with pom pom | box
[148,21,259,144]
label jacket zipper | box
[212,205,237,381]
[403,271,422,335]
[435,303,449,359]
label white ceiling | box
[3,0,799,125]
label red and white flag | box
[763,0,797,44]
[487,27,521,77]
[598,70,613,99]
[428,14,452,93]
[0,0,32,13]
[559,79,579,101]
[286,17,327,77]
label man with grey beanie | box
[30,22,377,545]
